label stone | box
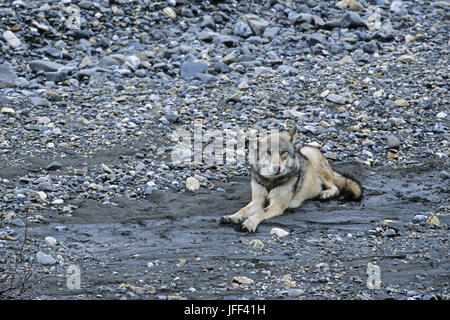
[362,41,378,54]
[1,107,15,114]
[29,60,66,72]
[162,7,177,19]
[287,288,305,297]
[263,27,280,39]
[98,56,120,68]
[270,227,290,237]
[180,62,207,80]
[45,70,67,82]
[248,239,264,249]
[326,94,346,104]
[232,276,254,285]
[234,21,253,38]
[341,12,367,29]
[46,161,63,171]
[245,14,270,36]
[0,65,17,88]
[45,236,57,246]
[387,135,401,149]
[223,53,236,65]
[29,97,51,107]
[394,99,409,107]
[36,251,56,265]
[3,30,21,49]
[186,177,200,191]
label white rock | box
[270,227,290,237]
[36,251,56,265]
[44,236,57,246]
[232,276,254,285]
[3,31,21,49]
[186,177,200,191]
[1,107,15,114]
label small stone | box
[340,12,367,29]
[338,56,354,65]
[1,107,15,114]
[383,228,396,237]
[426,216,440,227]
[186,177,200,191]
[46,161,62,171]
[180,62,207,80]
[232,276,254,285]
[29,60,66,72]
[3,30,22,49]
[0,65,17,88]
[326,94,346,105]
[394,99,409,107]
[234,21,253,38]
[44,236,57,246]
[413,214,428,223]
[248,239,264,249]
[270,227,290,237]
[162,7,177,19]
[223,53,236,65]
[9,218,26,227]
[387,135,401,149]
[36,251,56,265]
[287,288,305,298]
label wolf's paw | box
[239,216,259,233]
[319,190,337,201]
[220,214,241,225]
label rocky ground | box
[0,0,448,299]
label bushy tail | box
[332,171,362,201]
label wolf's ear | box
[288,126,297,141]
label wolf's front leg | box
[220,180,267,225]
[220,199,264,224]
[241,191,291,233]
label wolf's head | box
[252,127,298,178]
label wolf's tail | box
[332,171,362,201]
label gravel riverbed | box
[0,0,448,299]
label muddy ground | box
[2,146,448,300]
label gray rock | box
[3,30,21,49]
[98,56,120,68]
[308,34,329,47]
[45,70,67,82]
[29,96,51,107]
[36,251,56,265]
[46,161,62,171]
[387,135,401,149]
[234,21,254,38]
[287,288,305,297]
[247,36,262,45]
[326,94,346,104]
[362,41,379,54]
[180,62,207,80]
[341,12,368,29]
[9,218,26,227]
[29,60,66,72]
[213,35,237,47]
[0,65,17,88]
[412,214,428,223]
[245,14,270,36]
[263,27,280,39]
[288,12,313,25]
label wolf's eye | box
[280,150,288,157]
[266,150,271,156]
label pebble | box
[44,236,57,247]
[232,276,254,286]
[36,251,56,265]
[326,94,346,105]
[287,288,305,298]
[3,30,22,49]
[270,227,290,237]
[46,161,63,171]
[186,177,200,191]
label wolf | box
[220,127,362,233]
